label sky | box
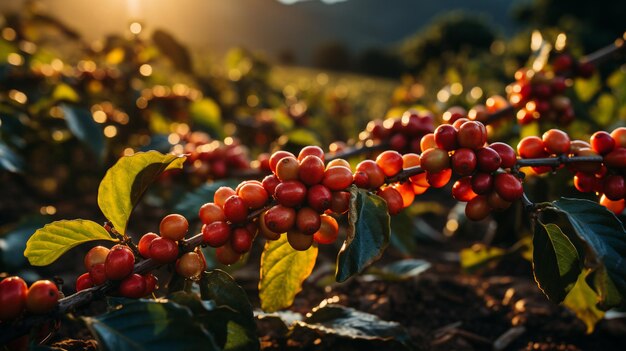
[0,0,519,63]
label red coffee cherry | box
[287,230,314,251]
[604,148,626,169]
[353,171,370,189]
[159,214,188,241]
[574,172,597,193]
[119,274,146,299]
[306,184,332,213]
[215,243,241,265]
[148,237,179,263]
[457,121,487,150]
[356,160,386,189]
[202,221,231,247]
[231,227,254,254]
[420,133,437,151]
[600,195,625,214]
[610,127,626,148]
[494,173,524,202]
[395,182,415,208]
[443,106,467,124]
[376,150,403,177]
[313,215,339,245]
[487,191,512,211]
[25,280,59,314]
[426,169,452,188]
[138,233,158,258]
[0,276,28,321]
[298,155,326,185]
[603,175,625,201]
[223,195,249,223]
[452,177,478,202]
[476,147,502,172]
[269,150,295,173]
[89,263,107,285]
[465,195,490,221]
[377,187,404,215]
[298,146,325,162]
[259,211,281,240]
[322,166,354,191]
[542,129,570,155]
[264,205,296,233]
[276,156,300,181]
[590,131,615,155]
[326,158,351,170]
[262,174,281,196]
[471,173,494,195]
[420,148,450,173]
[451,148,477,176]
[489,142,517,169]
[105,245,135,280]
[143,273,158,295]
[329,191,351,214]
[75,273,94,292]
[176,252,204,279]
[238,182,269,210]
[517,136,546,159]
[199,203,226,225]
[214,187,237,208]
[434,124,458,151]
[296,207,322,235]
[84,246,110,271]
[274,180,307,207]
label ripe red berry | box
[148,237,179,263]
[426,169,452,188]
[517,136,546,159]
[159,214,188,241]
[119,274,147,299]
[603,148,626,169]
[434,124,458,151]
[259,211,281,240]
[574,172,597,193]
[377,187,404,215]
[306,184,332,213]
[89,263,107,285]
[223,195,249,223]
[376,150,403,177]
[452,177,478,202]
[542,129,570,155]
[238,182,269,209]
[600,195,625,214]
[329,191,351,214]
[355,160,386,189]
[214,187,236,208]
[298,155,326,185]
[610,127,626,148]
[326,158,351,170]
[471,173,494,195]
[395,182,415,208]
[276,156,300,181]
[287,230,314,251]
[296,207,322,235]
[313,215,339,245]
[420,133,437,151]
[476,147,502,172]
[269,150,295,173]
[199,203,226,224]
[231,227,254,254]
[322,166,354,191]
[138,233,158,258]
[143,274,158,295]
[274,180,308,207]
[298,146,325,162]
[489,142,517,169]
[603,175,625,201]
[465,196,490,221]
[353,171,370,188]
[176,252,205,278]
[215,243,241,265]
[590,131,615,155]
[389,133,408,151]
[420,148,450,173]
[487,191,512,211]
[264,205,296,233]
[75,273,94,292]
[262,174,281,196]
[457,121,487,150]
[451,148,477,176]
[25,280,59,314]
[494,173,524,202]
[202,221,231,247]
[105,245,135,280]
[0,276,28,321]
[84,246,110,271]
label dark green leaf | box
[174,180,240,220]
[336,186,390,282]
[294,304,413,350]
[61,104,105,161]
[0,216,52,271]
[0,141,24,173]
[83,299,219,351]
[532,221,581,303]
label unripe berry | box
[376,150,403,177]
[223,195,249,223]
[0,276,28,321]
[494,173,524,202]
[542,129,570,155]
[287,230,314,251]
[307,184,332,213]
[274,180,307,207]
[420,148,450,173]
[298,146,325,162]
[489,142,517,169]
[238,182,269,209]
[199,203,226,224]
[377,187,403,215]
[176,252,204,278]
[420,133,437,152]
[465,196,490,221]
[216,242,241,265]
[214,187,236,208]
[105,245,135,280]
[451,148,477,176]
[326,158,351,170]
[476,147,502,172]
[264,205,296,233]
[434,124,458,151]
[313,215,339,245]
[202,221,231,247]
[426,169,452,188]
[298,155,326,185]
[119,274,147,299]
[355,160,386,189]
[452,177,477,202]
[322,166,354,191]
[160,214,188,241]
[25,280,59,314]
[269,151,295,173]
[457,121,487,150]
[329,191,351,214]
[231,227,254,253]
[276,156,300,181]
[590,131,615,155]
[149,237,179,263]
[296,207,322,235]
[84,246,110,271]
[76,273,94,292]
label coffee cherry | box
[259,211,282,240]
[322,166,354,191]
[353,171,370,188]
[105,245,135,280]
[76,273,94,292]
[494,173,524,202]
[517,136,546,159]
[199,203,226,224]
[274,180,307,207]
[148,237,179,263]
[269,151,295,173]
[356,160,386,189]
[610,127,626,148]
[452,117,470,130]
[216,243,241,265]
[420,148,450,173]
[389,133,408,151]
[306,184,332,213]
[452,177,477,202]
[119,274,146,298]
[25,280,59,314]
[489,142,517,169]
[471,173,494,195]
[202,221,231,247]
[600,195,625,214]
[542,129,570,154]
[329,191,351,214]
[298,146,325,162]
[287,230,314,251]
[298,155,326,185]
[451,148,477,176]
[0,276,28,321]
[604,148,626,168]
[176,252,204,278]
[395,182,415,208]
[295,207,322,234]
[326,158,351,170]
[138,233,158,258]
[443,106,467,124]
[465,196,490,221]
[487,191,512,211]
[590,131,615,155]
[159,214,188,241]
[84,246,110,271]
[89,263,107,285]
[476,147,502,172]
[264,205,296,233]
[313,215,339,244]
[143,274,158,295]
[238,182,269,210]
[276,156,300,181]
[231,227,254,253]
[457,121,487,150]
[376,150,403,177]
[420,133,437,151]
[603,175,625,201]
[214,187,237,208]
[223,195,249,223]
[426,168,452,188]
[377,187,404,215]
[574,172,597,193]
[434,124,458,151]
[262,174,281,196]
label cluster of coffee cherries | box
[363,109,435,153]
[419,119,522,220]
[0,277,60,323]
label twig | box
[580,36,625,66]
[516,155,604,167]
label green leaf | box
[190,99,222,136]
[24,220,115,266]
[174,180,240,220]
[61,104,105,161]
[574,73,601,102]
[563,272,605,334]
[152,29,192,73]
[285,129,320,147]
[551,198,626,309]
[200,270,259,351]
[460,244,507,273]
[532,221,581,303]
[97,151,185,235]
[294,304,413,350]
[336,186,391,282]
[0,215,52,271]
[83,299,219,351]
[52,83,79,102]
[259,235,318,312]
